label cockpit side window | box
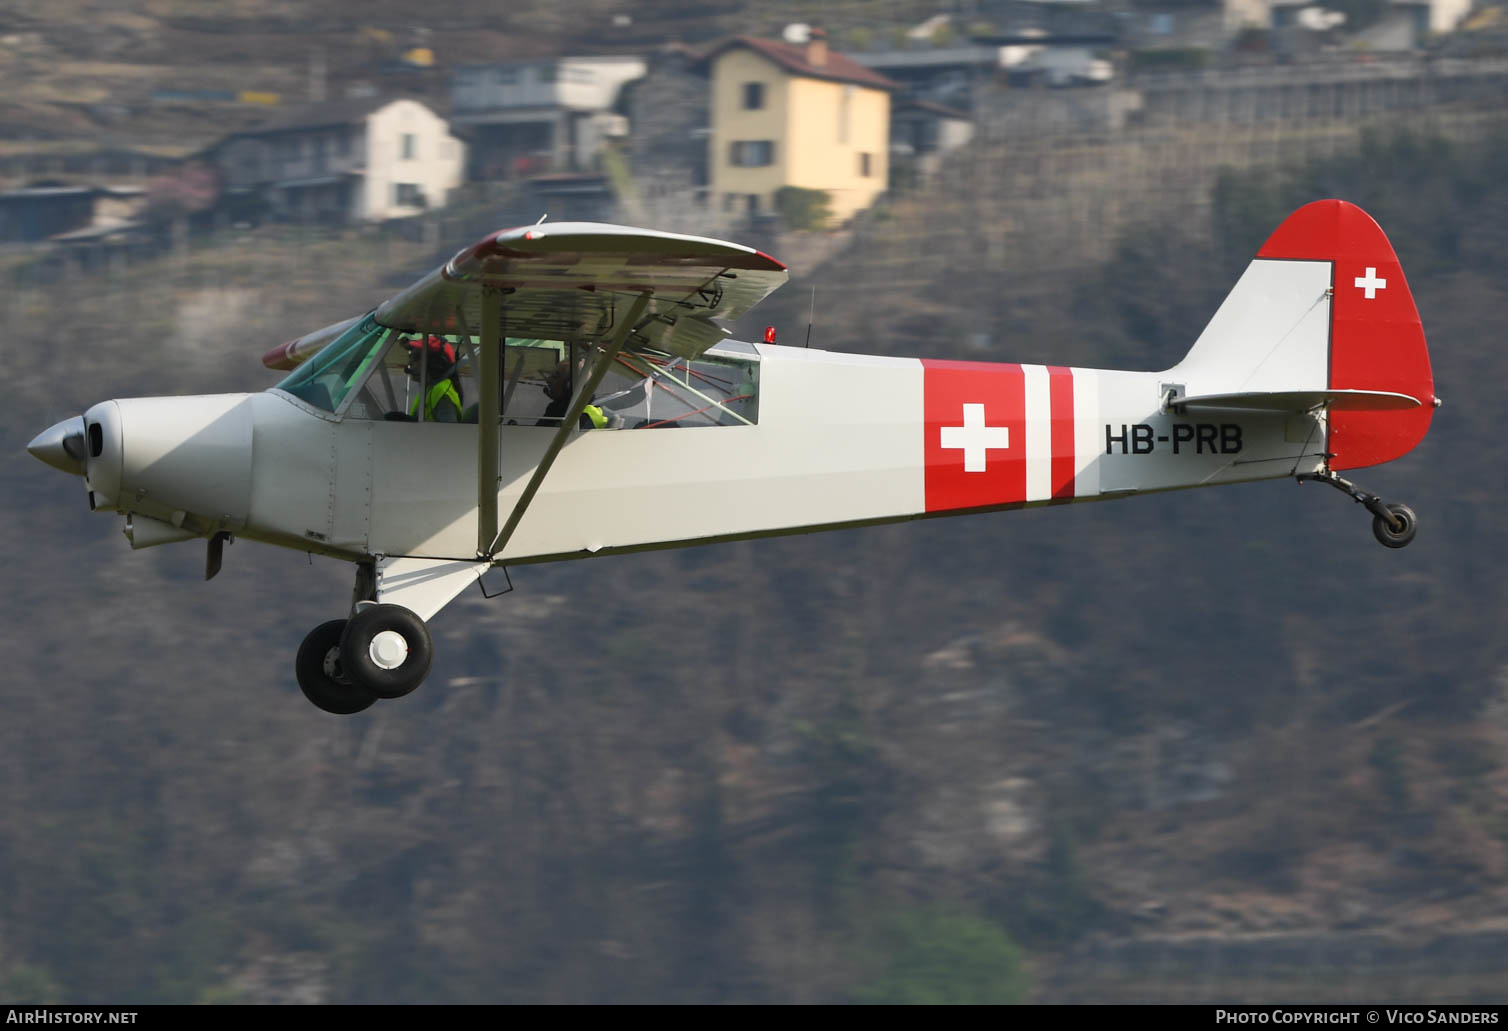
[275,315,396,414]
[278,320,761,428]
[501,338,572,426]
[342,332,480,423]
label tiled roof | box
[698,36,900,91]
[230,96,433,137]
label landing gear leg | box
[1298,470,1418,549]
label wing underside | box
[265,223,788,371]
[376,222,787,357]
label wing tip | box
[262,340,298,371]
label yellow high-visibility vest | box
[410,379,463,422]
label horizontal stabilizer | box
[1174,389,1422,413]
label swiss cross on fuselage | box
[940,403,1011,473]
[1354,267,1388,299]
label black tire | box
[295,619,377,715]
[1372,502,1418,549]
[340,604,434,700]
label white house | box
[450,56,646,178]
[207,97,466,223]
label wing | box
[265,223,787,370]
[377,221,786,358]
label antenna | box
[535,213,549,224]
[804,284,815,348]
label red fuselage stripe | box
[1048,365,1075,500]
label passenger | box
[540,358,607,429]
[403,336,464,423]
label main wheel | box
[295,619,377,715]
[1372,502,1418,549]
[339,604,434,700]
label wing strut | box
[480,291,651,560]
[476,287,503,554]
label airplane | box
[27,199,1437,715]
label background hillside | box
[4,0,1508,1006]
[0,0,941,169]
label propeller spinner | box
[26,416,86,477]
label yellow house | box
[702,32,897,225]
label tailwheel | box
[296,619,378,715]
[1298,471,1420,550]
[1372,502,1418,549]
[339,603,434,700]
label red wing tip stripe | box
[262,341,297,371]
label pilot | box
[403,336,464,423]
[541,358,608,429]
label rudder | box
[1170,200,1435,471]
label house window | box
[742,82,765,110]
[729,140,775,167]
[394,183,423,207]
[858,152,873,177]
[839,85,852,143]
[401,134,416,160]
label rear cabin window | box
[502,339,759,429]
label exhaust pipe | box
[123,513,198,550]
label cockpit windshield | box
[276,314,395,415]
[275,314,760,429]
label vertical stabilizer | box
[1170,200,1435,471]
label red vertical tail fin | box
[1257,200,1436,471]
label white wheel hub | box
[369,630,409,670]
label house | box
[701,31,898,224]
[450,56,646,179]
[1269,0,1473,47]
[1133,0,1472,48]
[852,43,1012,110]
[0,184,145,243]
[890,99,975,186]
[204,97,465,224]
[852,32,1118,103]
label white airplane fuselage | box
[75,340,1321,570]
